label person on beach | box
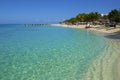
[85,23,90,28]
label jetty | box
[24,24,51,27]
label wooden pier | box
[24,24,51,27]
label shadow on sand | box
[105,31,120,39]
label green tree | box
[63,20,69,24]
[76,13,86,22]
[88,12,101,22]
[69,18,77,24]
[102,15,108,20]
[63,18,77,24]
[108,9,120,23]
[84,13,90,22]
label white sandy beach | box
[52,24,120,33]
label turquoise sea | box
[0,24,119,80]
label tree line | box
[63,9,120,24]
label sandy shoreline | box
[52,24,120,34]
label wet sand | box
[81,39,120,80]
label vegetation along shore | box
[58,9,120,34]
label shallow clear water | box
[0,24,107,80]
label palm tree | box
[108,9,120,23]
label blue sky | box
[0,0,119,24]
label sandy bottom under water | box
[82,39,120,80]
